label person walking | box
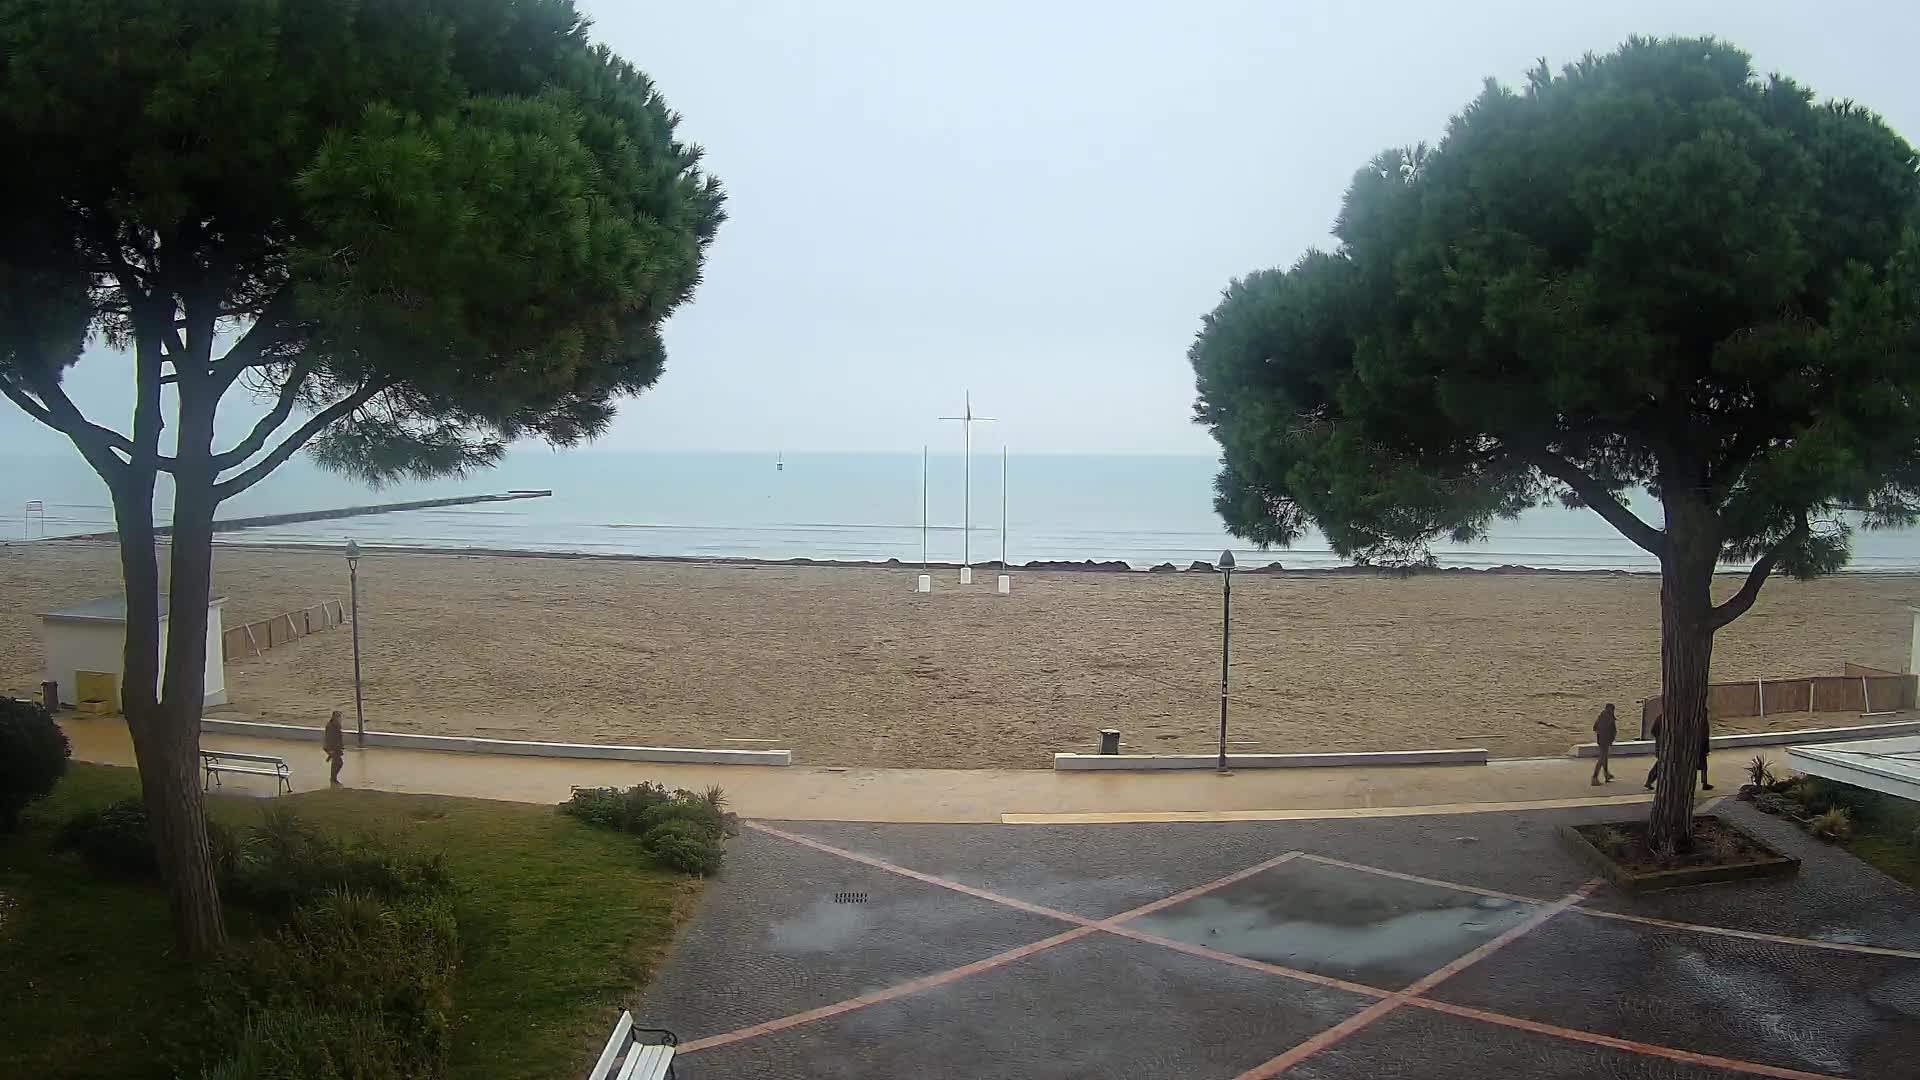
[324,709,346,787]
[1590,703,1617,785]
[1643,712,1713,791]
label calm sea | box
[3,449,1919,572]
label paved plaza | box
[644,802,1920,1078]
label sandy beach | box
[4,541,1917,769]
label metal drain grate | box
[833,891,868,904]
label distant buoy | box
[776,452,784,472]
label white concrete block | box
[996,574,1012,594]
[915,574,932,593]
[1567,718,1920,758]
[198,718,792,765]
[959,566,974,585]
[1052,748,1488,771]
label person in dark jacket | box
[1643,713,1713,791]
[1590,704,1617,785]
[324,709,346,786]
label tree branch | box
[2,369,131,478]
[1529,451,1667,556]
[1709,519,1808,631]
[213,380,392,502]
[210,288,298,392]
[212,360,316,470]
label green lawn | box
[0,763,697,1079]
[1839,788,1920,889]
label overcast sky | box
[4,0,1917,458]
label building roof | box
[42,594,225,622]
[1787,736,1920,803]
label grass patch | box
[1759,774,1920,888]
[0,764,698,1079]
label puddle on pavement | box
[768,897,875,953]
[1133,886,1534,986]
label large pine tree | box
[1190,37,1920,852]
[0,0,724,954]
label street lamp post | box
[345,540,365,747]
[1217,548,1235,771]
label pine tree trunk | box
[1646,496,1718,855]
[111,472,227,957]
[116,305,228,959]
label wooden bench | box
[588,1010,676,1080]
[199,749,291,795]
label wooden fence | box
[222,600,345,661]
[1639,665,1917,732]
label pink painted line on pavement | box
[684,828,1320,1056]
[1299,850,1920,960]
[1407,998,1848,1080]
[726,824,1890,1078]
[676,926,1098,1054]
[1231,885,1596,1080]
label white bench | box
[588,1010,676,1080]
[199,749,291,795]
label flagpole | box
[1001,445,1008,571]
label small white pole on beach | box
[916,445,931,593]
[997,445,1012,595]
[941,392,994,585]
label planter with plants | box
[1565,758,1804,892]
[1561,814,1800,893]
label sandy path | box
[4,541,1916,768]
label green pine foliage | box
[0,0,724,952]
[1192,36,1920,574]
[1189,35,1920,851]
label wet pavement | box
[643,801,1920,1078]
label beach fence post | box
[916,446,931,593]
[997,445,1012,595]
[1217,548,1236,771]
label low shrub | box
[225,809,451,913]
[1751,792,1804,819]
[1743,755,1776,788]
[59,802,448,914]
[560,783,734,875]
[1811,807,1854,842]
[1786,778,1828,812]
[60,797,160,876]
[0,696,70,830]
[204,888,460,1079]
[641,819,724,876]
[559,782,676,833]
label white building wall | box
[44,621,128,707]
[42,598,228,708]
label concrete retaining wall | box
[199,718,791,766]
[1053,748,1489,771]
[1568,719,1920,758]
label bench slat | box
[201,751,289,767]
[587,1011,634,1080]
[617,1043,673,1080]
